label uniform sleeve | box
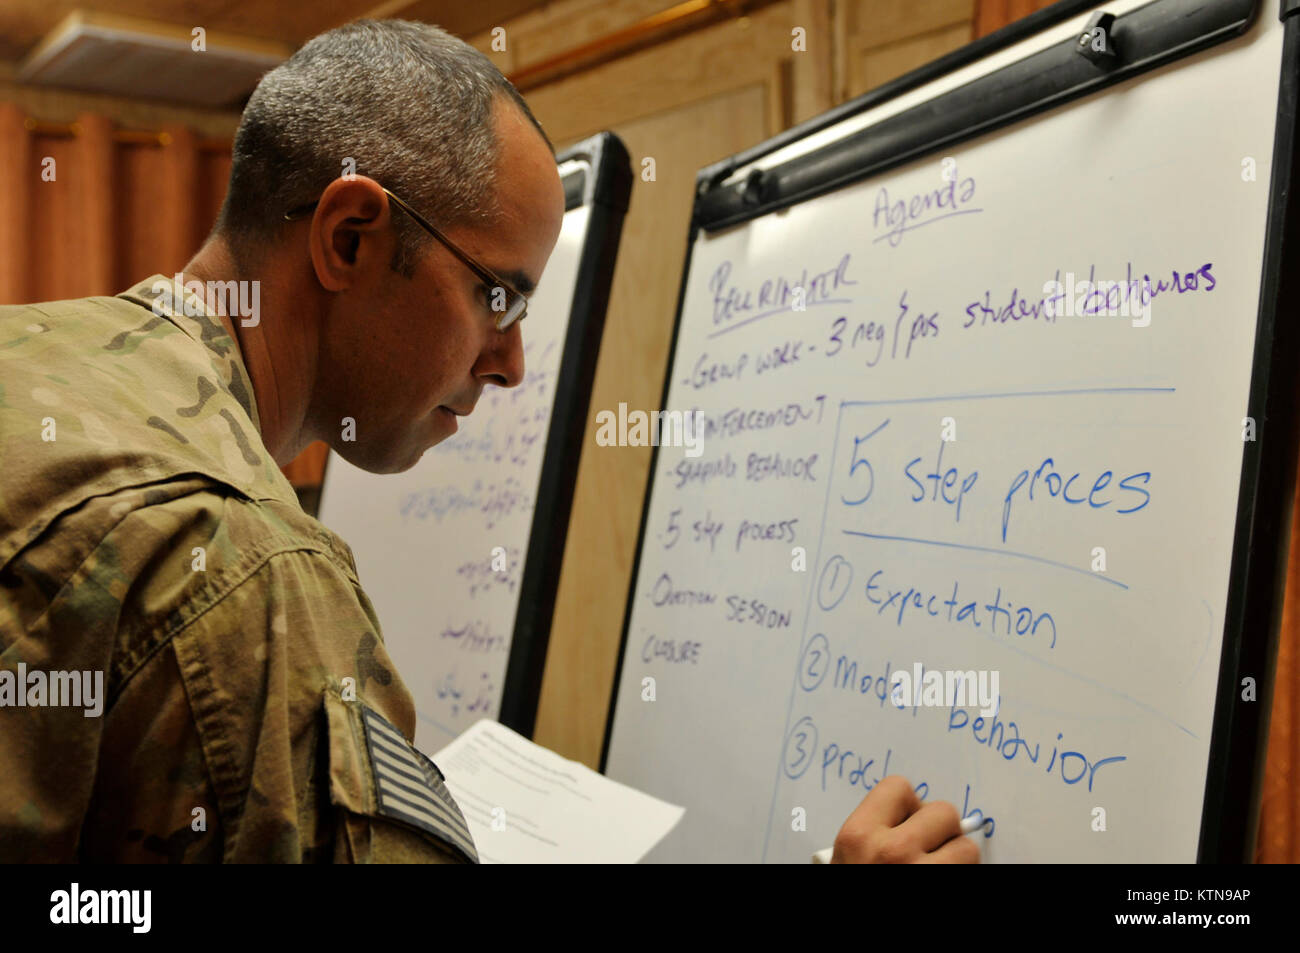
[0,488,477,864]
[162,542,478,863]
[0,496,123,861]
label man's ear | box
[306,175,394,292]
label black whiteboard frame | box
[320,131,631,740]
[497,132,632,737]
[600,0,1300,864]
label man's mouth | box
[437,406,459,433]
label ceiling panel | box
[0,0,552,63]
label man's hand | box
[831,775,980,863]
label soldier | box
[0,18,976,865]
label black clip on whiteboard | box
[498,131,632,736]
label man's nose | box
[479,322,525,388]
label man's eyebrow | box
[498,269,536,296]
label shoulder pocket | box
[322,688,479,864]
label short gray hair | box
[216,18,552,276]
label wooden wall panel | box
[76,113,116,297]
[535,85,771,766]
[197,150,232,238]
[974,0,1058,39]
[504,0,679,72]
[496,4,821,145]
[115,143,170,285]
[836,0,975,99]
[25,135,76,299]
[853,21,973,94]
[0,104,34,304]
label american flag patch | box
[360,706,479,863]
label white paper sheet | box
[433,719,684,864]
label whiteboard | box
[603,0,1294,863]
[320,136,629,752]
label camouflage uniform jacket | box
[0,276,478,864]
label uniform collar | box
[117,274,263,437]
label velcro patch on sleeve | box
[360,705,479,863]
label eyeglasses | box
[284,187,529,331]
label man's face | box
[320,98,565,474]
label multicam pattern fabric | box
[0,276,477,864]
